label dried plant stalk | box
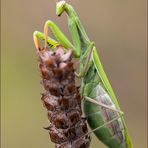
[37,46,90,148]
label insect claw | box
[33,33,41,51]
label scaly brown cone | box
[37,46,90,148]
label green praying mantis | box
[33,1,132,147]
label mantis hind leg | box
[84,96,123,115]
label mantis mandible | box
[33,1,132,147]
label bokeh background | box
[1,0,147,147]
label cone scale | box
[37,46,90,148]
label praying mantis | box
[33,1,132,147]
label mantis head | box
[56,0,66,16]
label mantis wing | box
[92,47,120,108]
[92,47,132,148]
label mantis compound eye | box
[56,0,66,16]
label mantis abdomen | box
[84,85,126,148]
[82,63,127,148]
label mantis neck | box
[64,3,77,18]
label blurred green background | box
[1,0,147,147]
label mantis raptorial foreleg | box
[43,20,80,57]
[44,20,73,49]
[33,20,80,57]
[33,31,59,50]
